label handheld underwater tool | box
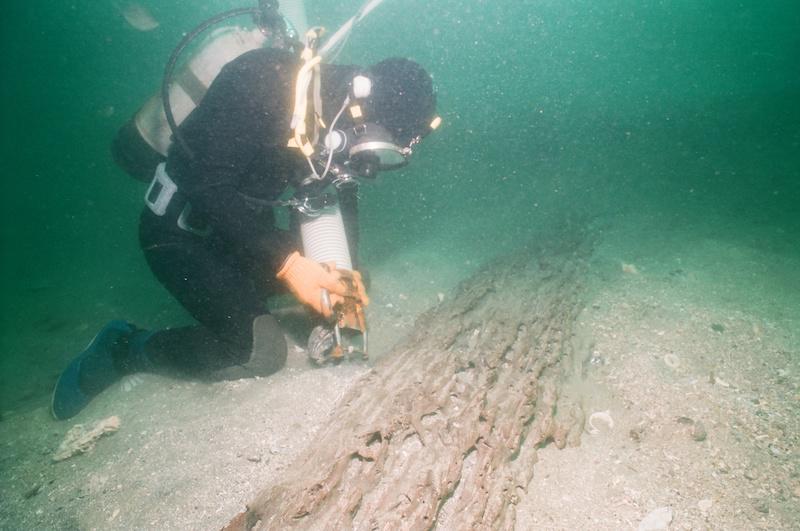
[297,193,368,363]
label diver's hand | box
[276,252,369,317]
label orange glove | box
[276,251,369,318]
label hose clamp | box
[294,193,338,217]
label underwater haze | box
[2,1,800,529]
[1,0,798,415]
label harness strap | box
[288,28,324,157]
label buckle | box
[144,163,177,216]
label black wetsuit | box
[138,48,360,376]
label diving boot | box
[51,320,153,420]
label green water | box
[1,0,798,410]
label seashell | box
[663,353,680,369]
[587,410,614,435]
[120,374,145,392]
[621,262,639,275]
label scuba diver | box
[51,1,440,420]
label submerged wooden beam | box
[226,232,590,530]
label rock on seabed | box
[638,506,673,531]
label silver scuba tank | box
[137,2,310,157]
[136,26,271,158]
[113,1,309,181]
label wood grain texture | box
[226,232,590,530]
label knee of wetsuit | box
[212,315,287,381]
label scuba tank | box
[134,27,269,158]
[112,1,308,181]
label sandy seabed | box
[1,212,798,530]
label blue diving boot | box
[51,320,154,420]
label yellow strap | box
[313,62,325,131]
[349,105,363,120]
[288,28,325,156]
[286,138,315,157]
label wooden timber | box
[226,232,590,530]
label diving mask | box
[324,122,410,178]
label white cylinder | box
[300,205,353,271]
[135,26,269,155]
[132,2,309,157]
